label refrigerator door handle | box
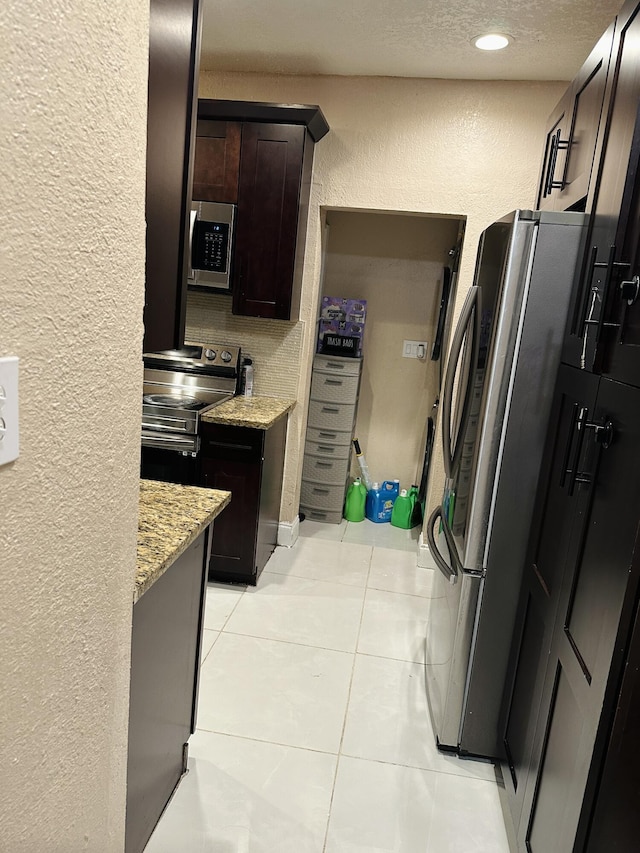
[426,506,458,584]
[441,286,480,478]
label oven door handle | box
[141,432,199,453]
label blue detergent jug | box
[366,480,399,523]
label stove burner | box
[143,393,203,410]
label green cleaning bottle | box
[391,489,413,529]
[344,478,367,522]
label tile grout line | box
[321,541,375,853]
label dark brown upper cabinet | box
[192,120,241,204]
[537,23,615,214]
[561,1,640,382]
[193,100,329,321]
[144,0,202,353]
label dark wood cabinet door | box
[232,123,308,319]
[501,366,599,839]
[584,543,640,853]
[537,94,572,211]
[537,25,614,213]
[192,119,241,203]
[144,0,201,352]
[522,377,640,853]
[563,5,640,376]
[201,454,261,582]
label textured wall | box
[1,1,148,849]
[198,71,566,524]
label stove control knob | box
[204,349,216,361]
[220,350,233,363]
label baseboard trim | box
[278,516,300,548]
[418,531,437,569]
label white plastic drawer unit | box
[313,354,361,376]
[310,371,360,404]
[305,426,353,447]
[304,440,351,460]
[307,399,356,433]
[300,480,347,511]
[302,453,350,485]
[299,504,344,525]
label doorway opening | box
[301,207,466,541]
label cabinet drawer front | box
[300,479,346,511]
[310,371,360,404]
[299,504,343,525]
[200,423,264,463]
[313,354,361,376]
[307,400,356,432]
[302,454,350,485]
[304,440,350,460]
[305,426,353,447]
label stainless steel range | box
[141,342,241,483]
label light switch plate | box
[0,356,20,465]
[402,340,428,359]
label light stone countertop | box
[135,480,231,603]
[201,395,295,430]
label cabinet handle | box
[324,378,344,386]
[321,406,339,413]
[543,129,569,197]
[312,487,330,495]
[579,245,628,361]
[618,275,640,343]
[317,445,334,452]
[560,404,586,491]
[318,431,337,439]
[325,361,345,369]
[205,440,254,452]
[315,460,333,468]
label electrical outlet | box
[402,340,428,359]
[0,356,19,465]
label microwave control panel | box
[193,221,230,273]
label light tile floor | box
[145,518,511,853]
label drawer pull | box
[318,431,337,439]
[321,406,339,413]
[312,487,330,495]
[315,461,332,468]
[325,361,345,369]
[317,445,334,452]
[206,440,254,452]
[324,378,343,386]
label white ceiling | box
[201,0,622,82]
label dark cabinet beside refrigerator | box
[200,418,287,585]
[192,100,329,321]
[562,1,640,379]
[536,24,614,214]
[500,368,640,852]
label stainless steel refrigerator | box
[425,209,586,759]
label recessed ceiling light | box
[474,33,511,51]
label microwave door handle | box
[441,286,479,478]
[188,208,197,279]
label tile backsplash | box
[186,292,304,399]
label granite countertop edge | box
[201,395,296,430]
[135,480,231,603]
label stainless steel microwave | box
[188,201,235,290]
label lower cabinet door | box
[505,373,640,852]
[501,366,599,838]
[201,457,261,582]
